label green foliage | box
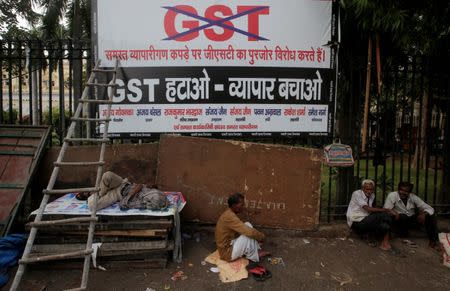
[340,0,450,55]
[0,0,40,33]
[42,107,70,145]
[1,109,18,124]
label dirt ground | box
[4,222,450,291]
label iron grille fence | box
[0,39,92,144]
[322,55,449,221]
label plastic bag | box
[323,143,354,167]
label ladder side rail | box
[80,59,119,289]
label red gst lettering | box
[164,5,269,42]
[164,5,199,41]
[237,6,269,41]
[204,5,234,41]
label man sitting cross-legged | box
[215,192,269,263]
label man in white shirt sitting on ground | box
[346,179,397,251]
[384,181,441,251]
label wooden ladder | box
[10,59,119,291]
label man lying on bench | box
[76,171,169,211]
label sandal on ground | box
[248,265,272,281]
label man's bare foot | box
[258,250,271,258]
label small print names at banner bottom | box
[99,104,328,134]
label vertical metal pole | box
[68,39,73,117]
[8,40,13,124]
[27,41,33,125]
[441,78,450,207]
[391,61,399,191]
[59,40,65,145]
[86,46,92,138]
[48,43,53,127]
[382,74,389,202]
[399,59,408,183]
[327,166,332,223]
[415,57,425,197]
[431,80,438,205]
[424,59,431,202]
[407,58,416,182]
[38,40,43,124]
[18,41,23,123]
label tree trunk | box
[361,37,372,153]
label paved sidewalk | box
[4,220,450,291]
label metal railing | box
[0,39,92,145]
[322,55,450,221]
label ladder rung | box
[71,117,111,122]
[65,138,109,143]
[20,249,93,264]
[54,161,105,167]
[79,99,114,104]
[43,187,100,195]
[93,68,116,73]
[87,82,117,87]
[29,217,98,227]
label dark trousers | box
[393,213,439,243]
[351,212,392,237]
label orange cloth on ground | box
[205,250,249,283]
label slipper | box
[248,265,272,281]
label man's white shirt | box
[346,190,375,227]
[383,191,434,217]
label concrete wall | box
[37,143,159,191]
[156,135,322,230]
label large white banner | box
[95,0,332,68]
[92,0,336,138]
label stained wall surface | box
[38,143,159,190]
[156,135,322,230]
